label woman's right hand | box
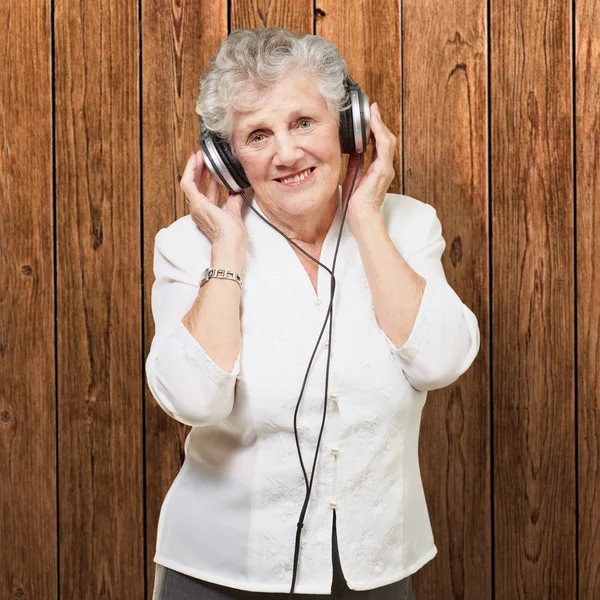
[180,150,248,254]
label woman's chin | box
[252,176,338,216]
[276,189,329,212]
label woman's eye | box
[249,119,311,143]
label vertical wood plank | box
[317,0,401,195]
[54,0,143,597]
[0,0,56,598]
[491,0,575,597]
[141,0,227,595]
[403,1,490,598]
[576,0,600,598]
[231,0,312,32]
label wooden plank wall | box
[1,0,56,598]
[1,0,598,598]
[492,1,576,597]
[577,0,600,597]
[402,1,489,597]
[54,0,144,598]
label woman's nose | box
[272,131,303,166]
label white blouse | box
[145,187,480,594]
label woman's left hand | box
[341,102,396,225]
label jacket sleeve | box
[383,204,480,392]
[145,227,240,427]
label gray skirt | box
[152,511,415,599]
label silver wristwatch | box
[199,267,243,289]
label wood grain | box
[231,0,313,32]
[141,0,228,596]
[54,0,143,597]
[491,0,576,597]
[576,0,600,598]
[0,0,56,598]
[317,0,401,195]
[403,1,490,598]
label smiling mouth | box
[274,167,316,184]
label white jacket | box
[145,187,480,593]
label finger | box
[370,105,396,167]
[206,175,220,205]
[181,152,207,207]
[369,143,378,170]
[181,152,197,195]
[371,104,395,147]
[193,149,206,191]
[225,193,244,217]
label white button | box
[314,298,321,306]
[331,446,338,455]
[324,340,330,347]
[329,392,338,401]
[329,500,337,509]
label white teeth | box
[280,168,312,184]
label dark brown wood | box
[403,1,490,598]
[491,0,576,597]
[0,0,56,598]
[576,1,600,598]
[141,0,228,596]
[54,0,144,597]
[317,0,401,194]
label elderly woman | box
[146,28,479,600]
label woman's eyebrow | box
[242,109,308,134]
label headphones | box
[198,73,370,599]
[199,74,371,193]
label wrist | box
[347,208,385,235]
[200,267,243,290]
[211,243,246,272]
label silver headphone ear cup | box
[348,88,370,153]
[339,75,370,154]
[218,140,251,191]
[199,117,250,193]
[201,136,240,192]
[359,92,371,150]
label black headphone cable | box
[236,153,363,599]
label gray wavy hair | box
[196,28,351,144]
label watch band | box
[199,267,243,289]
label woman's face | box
[231,72,342,223]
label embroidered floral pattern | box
[337,504,406,582]
[254,524,329,584]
